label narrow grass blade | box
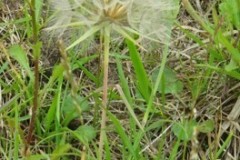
[108,111,138,159]
[104,136,111,160]
[113,25,145,51]
[66,24,102,50]
[116,85,144,131]
[169,138,181,160]
[216,32,240,65]
[44,22,84,31]
[43,75,63,132]
[216,132,233,158]
[0,94,20,113]
[125,39,151,101]
[116,58,133,105]
[76,64,98,84]
[143,42,170,126]
[197,64,240,80]
[14,103,20,159]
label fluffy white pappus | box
[47,0,74,37]
[128,0,180,45]
[47,0,179,49]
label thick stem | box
[99,25,110,160]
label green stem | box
[99,25,110,160]
[25,0,40,155]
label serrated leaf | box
[197,120,214,133]
[172,119,197,141]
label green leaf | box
[116,58,133,105]
[51,64,65,81]
[108,112,138,159]
[73,125,96,144]
[26,154,49,160]
[0,62,8,75]
[8,45,33,80]
[197,120,214,133]
[152,67,183,94]
[172,119,197,141]
[35,0,43,22]
[44,94,58,130]
[220,0,240,29]
[216,132,233,158]
[62,95,90,122]
[126,39,151,101]
[225,59,239,72]
[50,143,71,160]
[169,138,181,160]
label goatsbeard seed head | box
[47,0,180,50]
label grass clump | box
[0,0,240,159]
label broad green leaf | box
[172,119,197,141]
[8,45,33,79]
[73,125,96,143]
[62,95,90,123]
[197,120,214,133]
[152,67,183,94]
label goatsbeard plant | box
[47,0,179,158]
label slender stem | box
[26,58,39,141]
[25,0,40,155]
[58,40,83,123]
[182,0,213,34]
[99,25,110,160]
[142,42,169,126]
